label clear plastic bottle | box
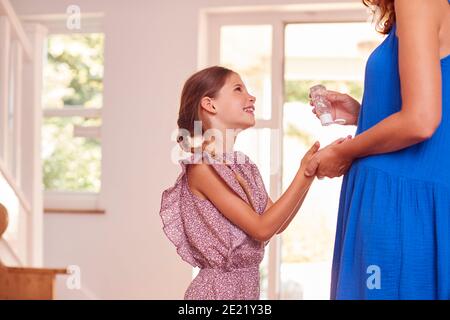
[310,84,334,126]
[309,85,346,126]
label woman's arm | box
[187,143,319,242]
[306,0,443,177]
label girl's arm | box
[261,189,308,235]
[187,142,319,242]
[306,0,444,177]
[276,188,309,234]
[237,176,308,235]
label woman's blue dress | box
[331,14,450,299]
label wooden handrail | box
[0,0,32,60]
[0,203,8,271]
[0,203,7,240]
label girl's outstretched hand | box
[300,141,321,171]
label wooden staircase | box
[0,203,68,300]
[0,0,65,299]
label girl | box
[160,66,347,300]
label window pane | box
[235,128,271,188]
[284,23,383,82]
[42,117,101,192]
[281,23,384,300]
[42,33,104,193]
[220,25,272,120]
[43,33,104,109]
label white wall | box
[10,0,360,299]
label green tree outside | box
[42,33,104,192]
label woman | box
[305,0,450,299]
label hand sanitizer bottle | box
[310,84,334,126]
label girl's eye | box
[235,87,242,92]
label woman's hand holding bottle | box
[310,88,361,126]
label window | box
[42,32,105,212]
[281,22,383,300]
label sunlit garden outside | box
[42,33,104,192]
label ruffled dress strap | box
[160,151,268,269]
[159,154,200,267]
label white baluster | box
[0,16,10,167]
[22,23,47,267]
[12,40,22,185]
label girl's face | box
[213,73,256,130]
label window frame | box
[23,14,106,214]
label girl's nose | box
[249,95,256,103]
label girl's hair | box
[363,0,395,34]
[177,66,234,152]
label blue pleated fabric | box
[331,18,450,299]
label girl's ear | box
[200,97,217,114]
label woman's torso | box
[354,21,450,186]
